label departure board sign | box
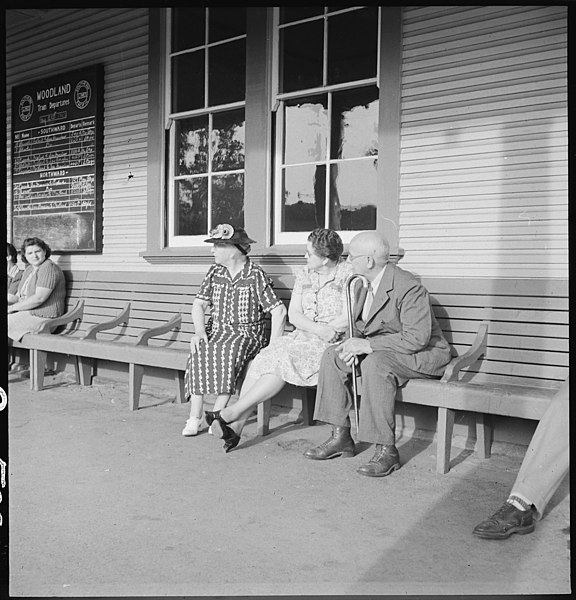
[11,65,103,252]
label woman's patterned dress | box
[185,259,283,396]
[248,259,354,387]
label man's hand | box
[189,332,208,354]
[337,337,372,366]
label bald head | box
[349,231,390,267]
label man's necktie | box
[361,283,373,321]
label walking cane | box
[345,274,369,435]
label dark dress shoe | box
[210,416,241,453]
[357,444,400,477]
[472,502,535,539]
[304,426,355,460]
[204,410,221,426]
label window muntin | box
[167,7,247,247]
[274,6,380,245]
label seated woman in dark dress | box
[181,224,287,437]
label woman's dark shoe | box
[204,410,221,427]
[211,416,241,453]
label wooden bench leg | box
[129,364,144,411]
[436,407,455,474]
[175,371,186,404]
[302,388,316,426]
[257,400,271,437]
[29,349,36,390]
[31,349,48,392]
[77,357,94,386]
[475,413,492,459]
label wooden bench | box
[12,270,285,422]
[262,276,568,474]
[12,270,568,475]
[12,271,200,410]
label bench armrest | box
[35,300,85,334]
[440,321,489,383]
[82,303,131,340]
[134,313,182,346]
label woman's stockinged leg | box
[212,394,231,411]
[220,374,286,424]
[188,394,204,419]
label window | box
[149,7,399,258]
[273,6,380,245]
[167,7,247,247]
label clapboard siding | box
[6,7,568,281]
[399,5,568,279]
[5,8,150,271]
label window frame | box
[143,7,401,263]
[272,6,383,246]
[166,8,248,248]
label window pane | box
[209,7,246,43]
[172,8,205,52]
[327,7,378,85]
[280,21,324,93]
[212,109,245,172]
[208,40,246,106]
[329,160,377,231]
[331,86,379,160]
[284,96,328,165]
[279,7,324,24]
[282,164,326,232]
[176,116,209,176]
[172,51,205,113]
[212,173,245,228]
[175,178,208,235]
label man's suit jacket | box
[351,263,452,376]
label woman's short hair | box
[7,242,18,263]
[20,237,52,263]
[308,228,343,263]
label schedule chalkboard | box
[11,65,103,253]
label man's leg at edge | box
[473,377,569,539]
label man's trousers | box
[511,377,569,518]
[314,345,440,445]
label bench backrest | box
[61,270,567,390]
[423,277,568,390]
[62,270,202,352]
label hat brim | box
[203,237,256,245]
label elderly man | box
[304,231,452,477]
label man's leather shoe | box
[304,426,355,460]
[210,416,241,453]
[357,444,400,477]
[472,502,535,539]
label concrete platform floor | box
[7,370,571,597]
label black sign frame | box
[11,64,104,253]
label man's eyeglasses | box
[346,253,370,262]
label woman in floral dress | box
[208,228,354,452]
[182,224,287,437]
